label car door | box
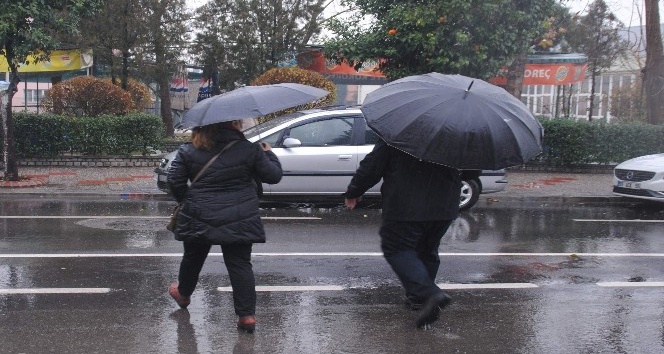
[359,117,383,195]
[270,115,363,194]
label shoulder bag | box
[166,140,237,232]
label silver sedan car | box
[155,107,507,210]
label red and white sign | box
[490,63,588,86]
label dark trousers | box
[379,219,454,303]
[177,241,256,317]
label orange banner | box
[490,62,588,86]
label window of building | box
[25,89,48,104]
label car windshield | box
[243,111,308,140]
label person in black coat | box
[167,119,282,333]
[344,139,461,328]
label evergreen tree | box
[0,0,102,181]
[565,0,628,121]
[190,0,327,91]
[323,0,558,81]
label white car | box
[155,107,508,210]
[613,153,664,202]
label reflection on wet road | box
[0,196,663,353]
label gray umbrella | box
[360,73,543,170]
[181,83,329,128]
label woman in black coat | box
[166,119,282,333]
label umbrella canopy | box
[182,83,329,128]
[360,73,543,170]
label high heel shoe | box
[168,282,191,309]
[237,316,256,333]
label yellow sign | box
[0,49,93,72]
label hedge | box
[535,118,664,166]
[3,112,164,158]
[2,113,663,165]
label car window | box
[365,126,380,145]
[258,131,281,147]
[288,117,354,146]
[243,111,307,139]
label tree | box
[0,0,102,181]
[134,0,191,137]
[250,67,337,122]
[323,0,558,81]
[79,0,144,89]
[504,3,573,99]
[644,0,664,125]
[42,76,134,117]
[190,0,328,91]
[79,0,191,137]
[105,78,153,112]
[565,0,628,121]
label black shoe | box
[404,298,423,311]
[416,292,452,328]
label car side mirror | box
[282,137,302,148]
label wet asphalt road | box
[1,195,664,353]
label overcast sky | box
[566,0,654,27]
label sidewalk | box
[0,166,163,198]
[478,170,618,206]
[0,166,618,202]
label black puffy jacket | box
[167,129,282,244]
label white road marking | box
[0,216,320,220]
[437,283,538,289]
[438,253,664,257]
[6,216,661,223]
[2,252,664,258]
[0,288,111,294]
[262,217,321,220]
[218,285,346,292]
[597,281,664,287]
[219,284,536,292]
[0,216,168,219]
[0,253,184,258]
[5,282,664,295]
[574,219,664,223]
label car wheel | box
[459,179,480,211]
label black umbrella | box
[182,83,329,128]
[360,73,543,170]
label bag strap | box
[191,140,238,185]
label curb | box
[0,191,173,201]
[0,176,48,188]
[475,195,639,208]
[0,171,156,190]
[481,195,623,202]
[0,190,627,206]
